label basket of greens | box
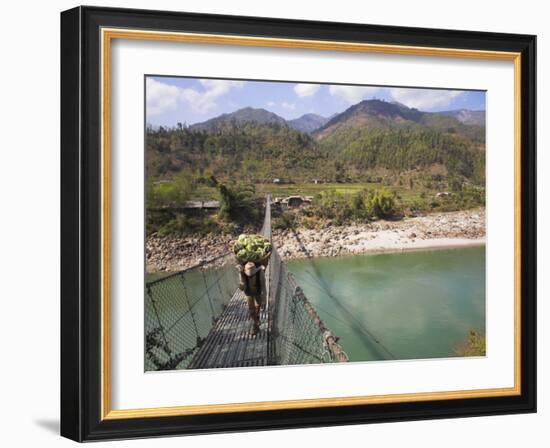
[233,234,272,266]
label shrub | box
[273,211,298,230]
[312,190,354,225]
[348,190,371,222]
[157,214,190,237]
[367,189,396,219]
[454,330,486,357]
[308,187,397,223]
[300,215,323,229]
[156,214,220,236]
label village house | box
[280,195,313,210]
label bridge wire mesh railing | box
[145,194,347,371]
[145,253,237,371]
[264,195,348,365]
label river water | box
[287,246,485,362]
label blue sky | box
[146,76,486,127]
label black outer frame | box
[60,6,536,442]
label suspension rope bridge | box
[145,195,348,370]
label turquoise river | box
[286,246,486,362]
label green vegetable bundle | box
[233,234,272,264]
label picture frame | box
[60,5,536,442]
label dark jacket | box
[239,265,266,302]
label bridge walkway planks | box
[188,288,269,369]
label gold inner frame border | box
[99,27,522,420]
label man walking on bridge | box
[237,261,266,335]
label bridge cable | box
[297,269,397,360]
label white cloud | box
[146,78,181,116]
[328,84,465,110]
[294,83,320,97]
[329,85,382,104]
[146,78,245,117]
[266,101,276,107]
[182,79,244,113]
[281,102,296,110]
[388,88,463,110]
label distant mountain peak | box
[313,99,485,141]
[300,113,325,119]
[288,113,328,133]
[191,107,287,131]
[314,99,423,138]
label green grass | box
[192,182,433,208]
[255,182,382,197]
[192,184,219,200]
[191,182,385,200]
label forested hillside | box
[146,121,328,183]
[146,100,485,185]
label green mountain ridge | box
[147,100,485,185]
[190,107,287,131]
[313,100,484,142]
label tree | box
[148,170,194,208]
[449,176,463,192]
[218,183,260,224]
[368,189,396,219]
[334,160,345,183]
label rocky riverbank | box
[146,234,235,272]
[146,209,485,272]
[273,209,485,260]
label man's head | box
[243,262,257,277]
